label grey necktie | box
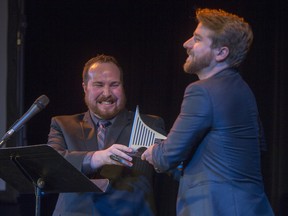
[97,120,111,150]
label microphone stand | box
[0,94,49,149]
[0,127,18,148]
[0,139,7,149]
[0,145,108,216]
[0,139,6,149]
[12,155,45,216]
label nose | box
[183,37,193,49]
[102,85,111,96]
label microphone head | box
[34,95,50,110]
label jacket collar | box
[80,109,133,150]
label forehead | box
[88,62,121,80]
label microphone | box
[0,95,50,146]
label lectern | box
[0,144,109,216]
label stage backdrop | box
[2,0,288,216]
[0,0,8,192]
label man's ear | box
[216,47,229,61]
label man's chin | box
[183,65,192,74]
[88,100,126,119]
[93,108,119,119]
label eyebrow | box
[92,81,121,84]
[193,32,202,38]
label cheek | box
[112,89,124,99]
[113,91,122,98]
[86,88,100,97]
[194,43,208,52]
[199,44,212,53]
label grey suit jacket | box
[152,69,274,216]
[48,108,166,216]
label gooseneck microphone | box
[0,95,50,147]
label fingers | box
[101,144,135,167]
[141,145,154,165]
[112,144,133,152]
[91,144,133,168]
[141,151,147,160]
[110,155,133,167]
[108,144,133,161]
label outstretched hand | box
[91,144,134,169]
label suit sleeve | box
[47,116,89,172]
[152,83,212,172]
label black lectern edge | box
[0,144,109,216]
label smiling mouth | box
[98,101,114,105]
[185,55,191,63]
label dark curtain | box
[3,0,288,215]
[269,1,288,215]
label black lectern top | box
[0,144,108,194]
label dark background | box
[1,0,288,215]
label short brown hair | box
[196,8,253,68]
[82,54,123,85]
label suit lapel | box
[80,110,134,150]
[80,111,98,151]
[105,109,133,148]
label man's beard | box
[183,51,213,75]
[84,95,126,119]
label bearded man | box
[48,54,166,216]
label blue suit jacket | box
[48,109,166,216]
[152,69,274,216]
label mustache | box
[96,95,115,103]
[187,49,192,55]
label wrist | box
[91,151,105,170]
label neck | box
[197,63,229,80]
